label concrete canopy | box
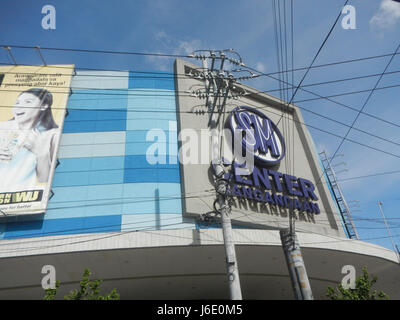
[0,229,397,299]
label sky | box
[1,0,400,252]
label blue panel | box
[121,189,181,215]
[56,156,125,172]
[46,200,123,219]
[125,141,158,156]
[95,119,126,132]
[68,90,128,110]
[123,168,180,184]
[120,182,182,214]
[49,184,124,204]
[126,119,174,131]
[3,215,122,239]
[126,111,176,121]
[129,72,175,90]
[126,130,152,142]
[64,89,128,133]
[122,198,181,215]
[63,110,126,133]
[122,182,181,198]
[155,79,175,90]
[52,170,125,187]
[0,223,6,240]
[125,142,178,157]
[53,156,126,187]
[126,130,176,143]
[121,214,193,232]
[63,115,97,133]
[89,169,124,185]
[124,155,179,169]
[52,171,90,187]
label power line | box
[1,202,399,255]
[245,63,400,131]
[1,44,192,59]
[282,0,349,116]
[294,83,400,104]
[321,42,400,182]
[1,76,399,154]
[2,184,400,250]
[0,85,398,150]
[2,214,399,257]
[3,44,400,80]
[235,97,400,160]
[2,68,400,107]
[3,63,400,94]
[2,80,400,106]
[337,170,400,183]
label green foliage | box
[326,266,389,300]
[43,268,120,300]
[43,280,60,300]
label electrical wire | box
[2,184,400,251]
[2,216,399,256]
[234,97,400,160]
[2,65,400,97]
[294,83,400,104]
[276,0,349,127]
[2,46,400,80]
[314,42,400,187]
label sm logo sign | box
[229,106,286,166]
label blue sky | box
[1,0,400,251]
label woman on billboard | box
[0,88,59,189]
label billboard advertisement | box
[0,65,74,216]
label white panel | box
[60,131,126,146]
[58,132,126,158]
[71,70,129,89]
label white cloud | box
[256,62,266,73]
[370,0,400,30]
[146,31,203,70]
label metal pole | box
[219,194,242,300]
[280,228,314,300]
[378,201,400,263]
[3,47,17,65]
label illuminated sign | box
[227,106,320,214]
[229,105,285,165]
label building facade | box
[0,61,398,300]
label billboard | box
[174,59,346,237]
[0,65,74,216]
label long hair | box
[18,88,58,130]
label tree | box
[326,266,389,300]
[43,268,120,300]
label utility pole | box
[280,147,313,300]
[378,201,400,263]
[213,159,242,300]
[280,228,313,300]
[191,49,249,300]
[279,91,313,301]
[191,49,313,299]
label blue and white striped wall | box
[0,70,196,239]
